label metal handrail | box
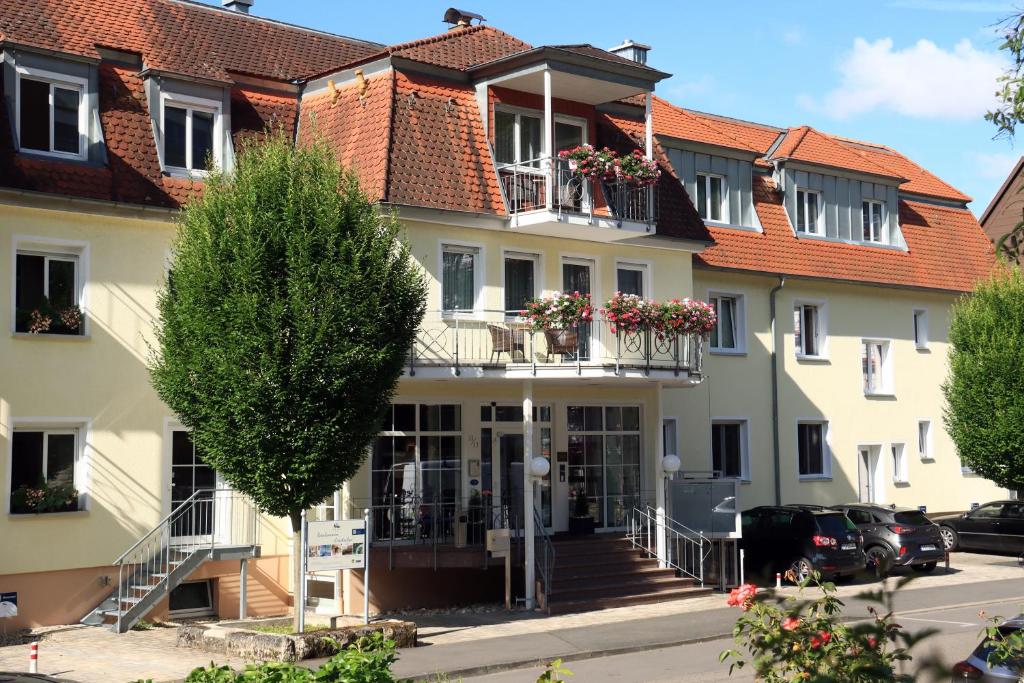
[533,505,555,603]
[627,505,711,585]
[113,488,208,564]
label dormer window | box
[161,93,222,174]
[16,67,87,160]
[862,200,885,243]
[795,189,823,235]
[696,173,726,222]
[494,109,542,167]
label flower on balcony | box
[558,145,617,180]
[603,292,659,335]
[657,298,718,336]
[18,299,83,335]
[522,291,593,331]
[616,150,661,187]
[10,479,80,514]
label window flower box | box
[16,301,84,336]
[656,298,718,337]
[522,291,593,331]
[10,480,80,515]
[603,292,659,335]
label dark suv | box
[830,504,944,576]
[741,505,866,583]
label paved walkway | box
[0,552,1018,682]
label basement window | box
[16,67,87,159]
[169,580,214,617]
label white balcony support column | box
[333,488,343,609]
[239,557,248,619]
[523,380,536,609]
[543,69,554,211]
[655,382,667,568]
[644,93,654,159]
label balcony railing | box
[497,158,657,225]
[409,309,704,378]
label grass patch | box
[245,623,330,635]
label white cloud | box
[969,150,1021,180]
[802,37,1007,120]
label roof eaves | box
[979,155,1024,225]
[773,156,907,184]
[469,45,670,82]
[139,65,234,87]
[0,39,100,65]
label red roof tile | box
[340,25,532,73]
[652,96,762,154]
[834,138,972,202]
[770,126,903,180]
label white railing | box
[497,158,657,225]
[409,309,704,377]
[112,489,259,632]
[627,504,712,585]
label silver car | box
[951,615,1023,681]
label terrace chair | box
[488,323,525,363]
[543,328,579,363]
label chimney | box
[222,0,253,13]
[442,8,485,29]
[609,39,651,65]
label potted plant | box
[568,488,595,535]
[15,297,84,335]
[558,144,617,181]
[522,291,593,331]
[656,297,718,339]
[603,292,658,336]
[615,150,661,186]
[10,479,80,514]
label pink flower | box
[782,617,800,631]
[727,583,758,611]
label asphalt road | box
[457,580,1024,682]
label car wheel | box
[788,557,813,583]
[866,545,893,578]
[940,526,959,551]
[912,562,937,573]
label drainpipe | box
[769,276,786,506]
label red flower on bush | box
[781,617,801,631]
[727,583,758,611]
[809,630,832,649]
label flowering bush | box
[558,144,617,180]
[522,291,593,331]
[616,149,661,186]
[721,575,943,682]
[657,298,717,336]
[603,292,659,335]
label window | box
[494,110,542,167]
[712,420,748,480]
[913,309,929,350]
[696,173,726,222]
[16,68,86,159]
[794,303,824,358]
[861,339,893,395]
[662,418,678,457]
[917,420,932,459]
[441,245,479,313]
[161,95,221,173]
[567,405,641,528]
[10,429,82,513]
[504,253,536,312]
[798,421,829,478]
[795,189,823,235]
[891,443,908,483]
[862,200,885,243]
[15,250,83,335]
[616,263,647,297]
[710,294,743,352]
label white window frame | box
[891,442,908,484]
[614,260,651,298]
[501,249,540,317]
[6,418,92,514]
[711,418,750,482]
[160,91,223,175]
[796,419,831,480]
[861,338,894,396]
[795,188,824,235]
[440,241,483,317]
[862,200,886,243]
[913,309,929,350]
[708,290,746,354]
[696,172,728,223]
[662,417,679,458]
[793,299,828,360]
[493,106,545,168]
[14,65,89,161]
[11,235,89,336]
[917,419,933,460]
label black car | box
[935,500,1024,553]
[830,504,944,576]
[741,505,866,582]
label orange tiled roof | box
[338,25,533,73]
[834,137,972,202]
[0,0,380,82]
[769,126,904,180]
[695,175,993,292]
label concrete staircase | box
[540,534,711,615]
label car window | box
[893,511,931,526]
[741,511,760,532]
[1001,503,1024,519]
[971,504,1005,520]
[792,513,815,537]
[815,513,857,536]
[767,511,793,532]
[846,509,873,525]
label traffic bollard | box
[29,641,38,673]
[775,572,782,589]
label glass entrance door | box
[170,430,216,541]
[554,120,586,212]
[479,405,553,531]
[562,261,593,360]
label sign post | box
[363,508,370,625]
[299,509,307,634]
[304,514,368,622]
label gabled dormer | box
[768,126,908,249]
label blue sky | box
[213,0,1021,215]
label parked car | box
[740,505,866,583]
[950,614,1023,681]
[935,500,1024,553]
[830,504,944,576]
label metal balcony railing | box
[497,158,658,225]
[409,309,705,378]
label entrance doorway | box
[858,446,881,504]
[479,404,552,530]
[170,430,217,542]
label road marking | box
[899,616,978,627]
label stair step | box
[555,553,651,570]
[130,584,158,592]
[548,576,693,603]
[550,571,687,593]
[119,595,144,605]
[546,586,712,615]
[102,609,130,618]
[551,565,676,586]
[551,543,637,558]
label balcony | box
[406,309,704,384]
[498,158,657,235]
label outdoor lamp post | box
[529,456,551,479]
[657,454,681,566]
